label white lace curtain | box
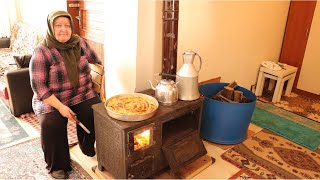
[0,0,21,38]
[0,0,67,38]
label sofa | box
[0,22,44,116]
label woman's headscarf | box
[42,10,80,88]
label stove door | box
[162,131,207,172]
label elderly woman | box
[29,10,101,179]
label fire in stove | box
[134,129,151,151]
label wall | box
[177,0,290,89]
[104,0,139,98]
[104,0,290,98]
[104,0,163,98]
[136,0,163,92]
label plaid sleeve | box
[80,38,102,64]
[29,46,52,101]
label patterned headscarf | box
[42,10,80,88]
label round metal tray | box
[104,93,159,121]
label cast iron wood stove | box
[92,90,207,179]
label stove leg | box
[98,162,105,171]
[91,165,97,173]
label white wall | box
[104,0,290,97]
[136,0,163,92]
[177,0,290,89]
[103,0,162,98]
[104,0,139,98]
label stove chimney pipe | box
[162,0,179,80]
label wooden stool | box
[255,64,297,103]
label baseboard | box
[293,88,320,100]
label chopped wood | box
[227,81,238,89]
[213,81,238,99]
[211,81,253,103]
[240,96,253,103]
[221,86,234,100]
[217,94,233,102]
[233,90,243,103]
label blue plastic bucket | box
[199,83,256,144]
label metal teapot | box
[148,73,178,106]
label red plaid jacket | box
[30,38,101,115]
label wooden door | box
[78,0,104,65]
[279,1,316,93]
[68,0,105,99]
[67,1,80,35]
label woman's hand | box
[57,104,76,121]
[43,94,76,121]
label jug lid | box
[183,50,196,55]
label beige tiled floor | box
[69,123,263,179]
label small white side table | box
[255,64,298,103]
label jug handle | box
[195,53,202,72]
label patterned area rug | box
[221,129,320,179]
[252,101,320,151]
[19,112,78,146]
[0,138,91,179]
[228,169,254,180]
[259,90,320,123]
[0,100,31,149]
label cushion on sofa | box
[10,22,44,55]
[13,55,32,68]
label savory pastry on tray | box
[105,93,159,121]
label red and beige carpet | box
[259,90,320,123]
[0,100,88,178]
[222,129,320,179]
[0,138,91,179]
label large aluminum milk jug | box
[177,50,202,101]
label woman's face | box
[53,17,72,43]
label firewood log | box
[233,90,243,102]
[213,81,238,100]
[217,94,232,102]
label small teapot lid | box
[160,79,175,85]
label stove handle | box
[126,143,134,156]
